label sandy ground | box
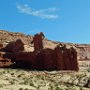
[0,68,90,90]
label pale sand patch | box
[0,80,9,85]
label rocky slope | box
[0,30,33,45]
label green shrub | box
[9,81,15,84]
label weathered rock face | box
[35,48,55,70]
[75,44,90,60]
[5,46,78,70]
[0,52,2,57]
[0,30,90,61]
[0,44,3,49]
[0,31,78,70]
[0,52,13,67]
[4,39,24,52]
[0,58,12,68]
[16,52,35,63]
[0,30,89,70]
[54,46,79,71]
[32,32,44,51]
[4,49,54,70]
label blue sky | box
[0,0,90,44]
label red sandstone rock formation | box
[54,45,65,70]
[0,52,5,57]
[32,32,45,51]
[0,30,90,61]
[70,47,79,71]
[2,38,78,70]
[15,52,35,64]
[6,45,78,71]
[54,45,79,71]
[0,44,3,49]
[35,48,54,70]
[0,52,2,57]
[7,49,54,70]
[0,52,13,67]
[0,31,79,70]
[4,39,24,52]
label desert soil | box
[0,68,90,90]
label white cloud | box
[16,4,59,19]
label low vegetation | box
[0,68,89,90]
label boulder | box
[4,39,24,52]
[0,57,12,68]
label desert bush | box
[2,71,5,74]
[23,80,29,85]
[24,88,29,90]
[56,87,63,90]
[11,73,14,75]
[0,84,3,88]
[19,88,23,90]
[30,82,34,87]
[9,81,15,84]
[17,74,22,78]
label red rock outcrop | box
[5,45,78,71]
[0,52,2,57]
[54,45,79,71]
[65,47,78,71]
[15,52,35,64]
[0,52,13,67]
[0,44,3,49]
[0,57,12,67]
[6,49,54,70]
[70,47,79,70]
[32,32,45,51]
[4,39,24,52]
[35,48,55,70]
[0,30,90,61]
[54,45,65,70]
[0,31,79,70]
